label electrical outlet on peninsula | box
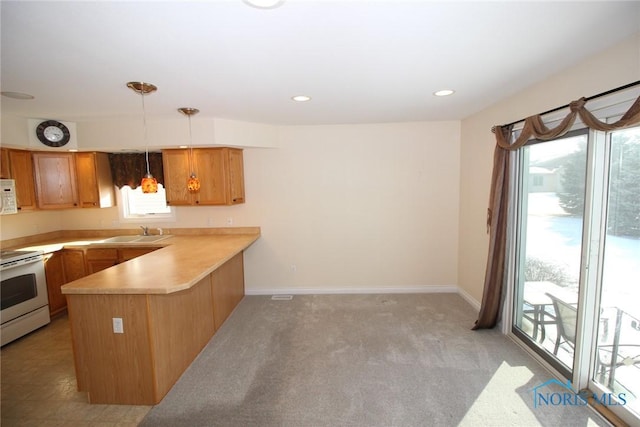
[112,317,124,334]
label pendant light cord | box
[188,114,195,175]
[141,91,151,175]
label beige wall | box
[457,33,640,304]
[0,211,64,241]
[1,120,461,295]
[243,122,461,293]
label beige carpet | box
[139,294,609,426]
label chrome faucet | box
[140,226,149,236]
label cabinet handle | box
[195,200,199,204]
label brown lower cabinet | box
[85,248,118,274]
[63,249,88,282]
[65,251,245,405]
[117,247,158,263]
[43,252,67,317]
[46,246,160,315]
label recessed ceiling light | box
[1,91,35,100]
[292,95,311,102]
[433,89,455,97]
[243,0,285,9]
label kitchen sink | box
[134,235,172,243]
[101,235,172,244]
[102,235,140,243]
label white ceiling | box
[1,1,639,126]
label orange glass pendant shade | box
[178,107,201,193]
[187,174,200,192]
[141,173,158,194]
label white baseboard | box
[457,287,481,312]
[245,285,458,296]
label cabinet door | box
[8,149,38,211]
[162,149,191,206]
[62,249,86,282]
[227,148,245,204]
[44,252,67,316]
[193,148,228,205]
[85,248,118,274]
[118,247,158,263]
[0,148,9,179]
[76,152,115,208]
[33,152,78,209]
[75,152,100,208]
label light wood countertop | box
[1,228,260,296]
[59,232,260,295]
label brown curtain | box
[472,93,640,330]
[108,152,164,189]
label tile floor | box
[1,313,151,426]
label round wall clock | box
[35,120,71,147]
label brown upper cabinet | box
[75,152,115,208]
[32,151,114,210]
[162,147,244,206]
[227,148,245,204]
[2,149,38,211]
[33,152,79,209]
[0,148,10,179]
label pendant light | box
[178,107,201,192]
[127,81,158,193]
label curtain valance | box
[495,95,640,151]
[108,152,164,189]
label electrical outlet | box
[290,264,297,272]
[112,317,124,334]
[208,217,215,226]
[226,217,233,226]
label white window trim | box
[115,184,177,224]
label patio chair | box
[546,292,640,387]
[545,292,576,354]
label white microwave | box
[0,179,18,215]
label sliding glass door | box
[512,130,588,377]
[591,126,640,419]
[511,123,640,424]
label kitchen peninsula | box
[59,228,260,405]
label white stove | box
[0,249,50,346]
